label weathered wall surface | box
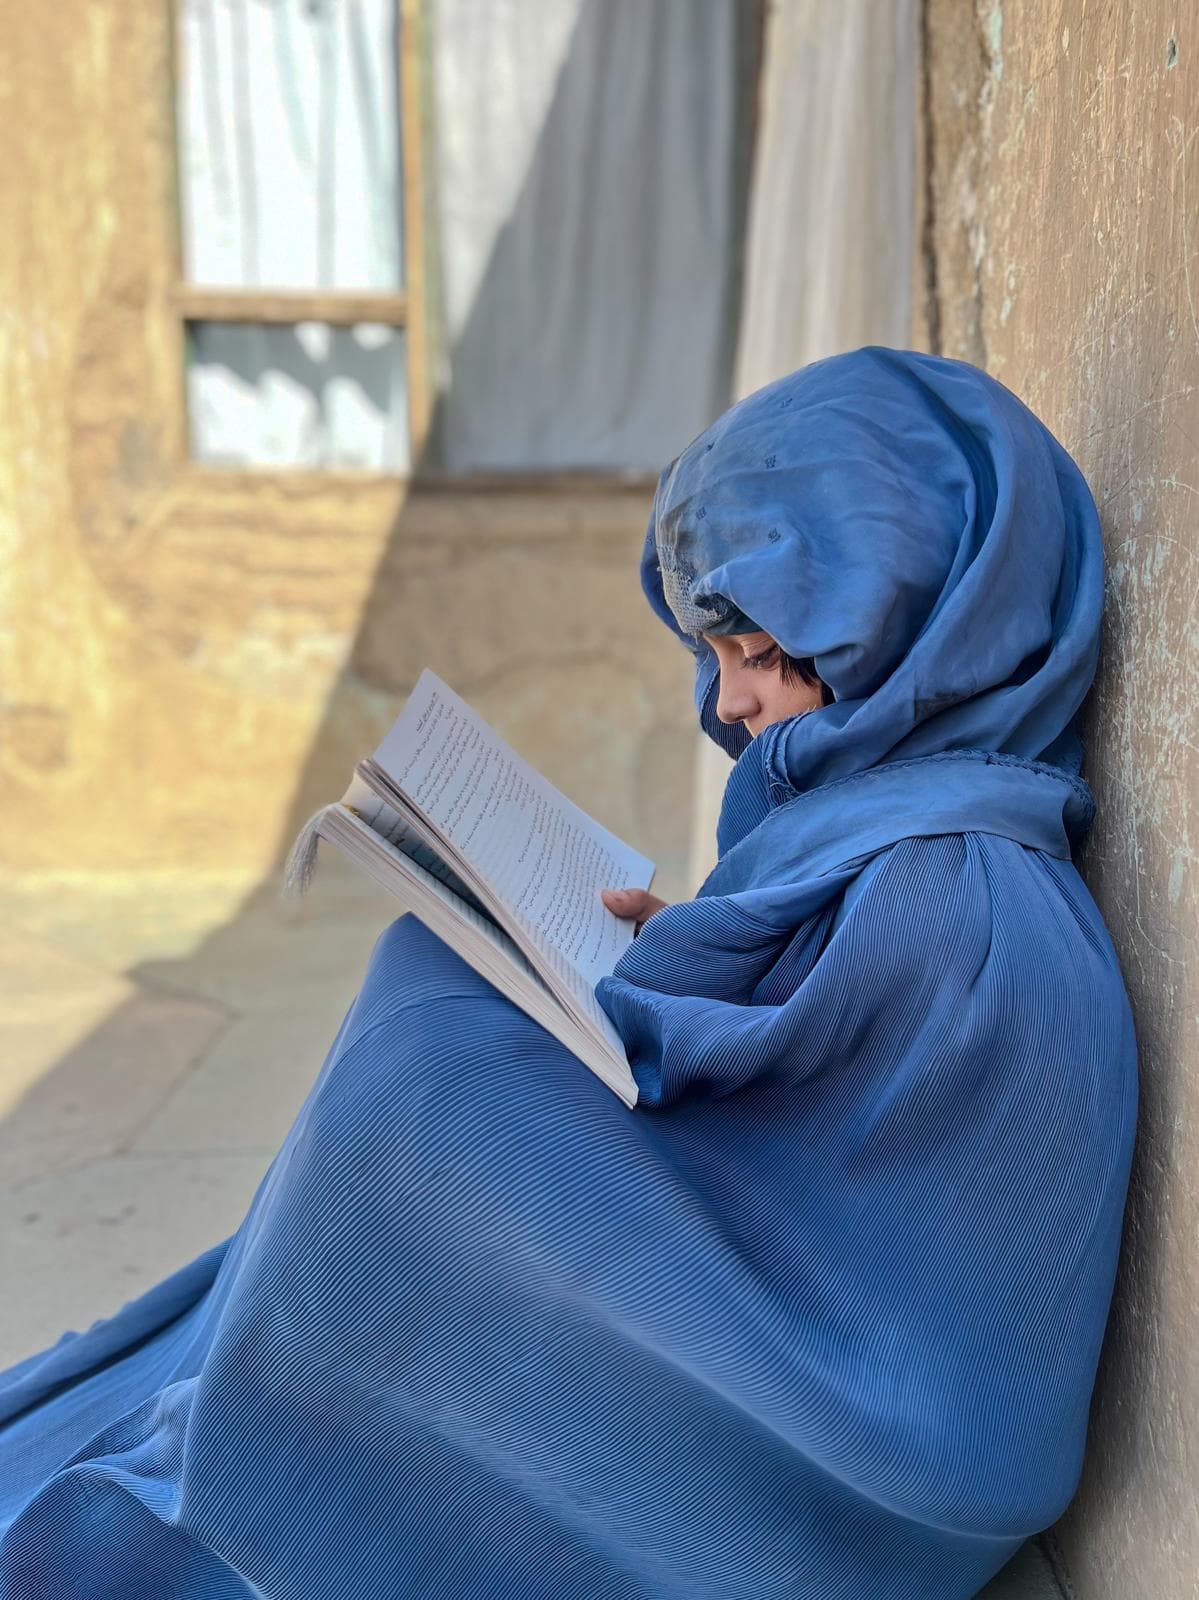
[922,3,1197,1592]
[0,0,695,911]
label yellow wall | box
[0,0,696,900]
[922,4,1198,1591]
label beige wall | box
[0,0,696,907]
[921,3,1198,1592]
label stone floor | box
[0,858,396,1368]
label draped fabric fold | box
[0,350,1136,1600]
[426,0,751,470]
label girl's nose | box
[715,664,760,725]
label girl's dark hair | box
[779,649,836,706]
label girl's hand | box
[601,888,669,934]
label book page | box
[374,671,654,991]
[329,802,542,987]
[341,773,485,915]
[321,805,637,1106]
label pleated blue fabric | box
[0,349,1137,1599]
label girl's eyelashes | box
[743,644,781,671]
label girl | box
[0,348,1136,1599]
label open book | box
[284,670,655,1106]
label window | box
[173,0,429,472]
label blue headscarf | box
[641,346,1104,868]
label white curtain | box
[691,0,919,884]
[426,0,748,472]
[177,0,409,469]
[187,321,409,471]
[176,0,749,474]
[733,0,917,392]
[177,0,402,291]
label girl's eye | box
[744,645,781,671]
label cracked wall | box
[921,2,1197,1593]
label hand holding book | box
[285,670,658,1107]
[600,887,669,933]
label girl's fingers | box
[601,888,639,913]
[601,888,669,931]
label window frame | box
[170,0,432,473]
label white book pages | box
[320,805,638,1106]
[373,669,654,992]
[342,773,482,912]
[355,758,635,1065]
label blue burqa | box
[0,348,1137,1598]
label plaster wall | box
[921,3,1198,1591]
[0,0,695,910]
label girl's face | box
[702,631,825,739]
